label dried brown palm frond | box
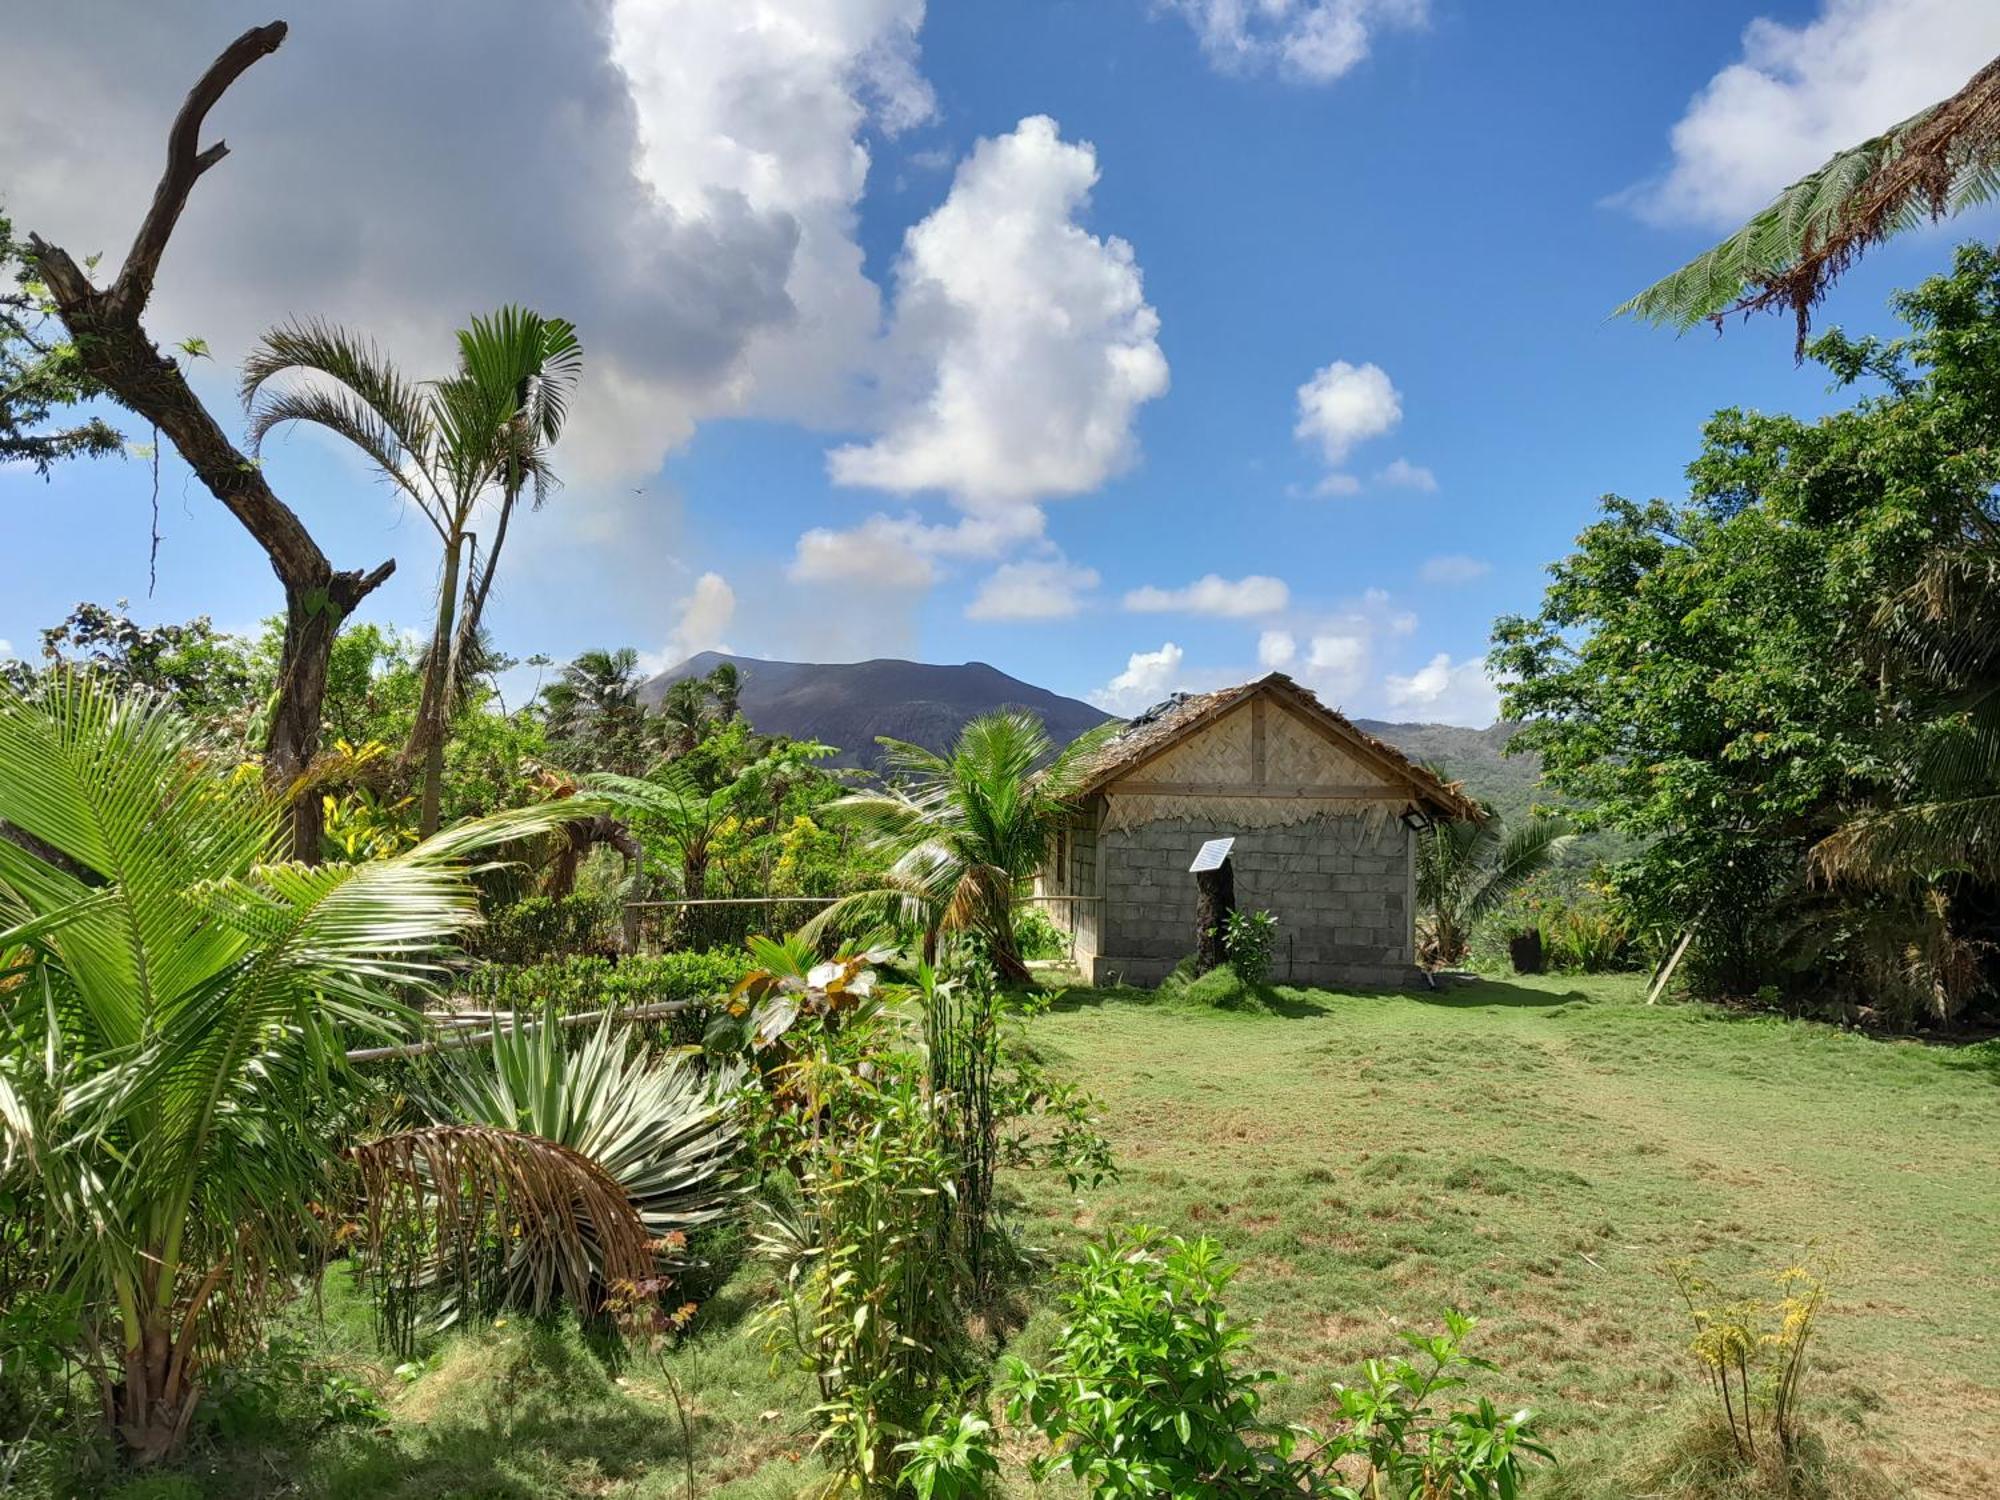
[347,1122,653,1348]
[1619,53,2000,352]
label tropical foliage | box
[0,674,579,1457]
[1416,809,1574,969]
[1498,246,2000,1023]
[1616,54,2000,346]
[808,710,1111,981]
[367,1011,740,1349]
[243,308,581,834]
[0,214,121,476]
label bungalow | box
[1040,673,1478,988]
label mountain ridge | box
[640,654,1530,807]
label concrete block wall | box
[1086,812,1416,990]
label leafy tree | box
[1415,809,1573,968]
[0,214,121,474]
[243,307,581,835]
[810,711,1111,983]
[1617,53,2000,346]
[1498,246,2000,1019]
[0,673,591,1457]
[26,601,256,738]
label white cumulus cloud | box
[1295,360,1401,466]
[1123,573,1290,617]
[1417,554,1491,585]
[828,114,1168,515]
[1257,629,1298,669]
[964,558,1101,621]
[1382,652,1500,726]
[1625,0,2000,228]
[1091,641,1187,714]
[1163,0,1429,82]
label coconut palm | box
[1618,52,2000,347]
[1415,808,1575,969]
[707,660,743,722]
[660,675,718,757]
[242,307,581,834]
[805,711,1112,984]
[541,647,657,775]
[0,673,620,1458]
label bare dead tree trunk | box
[26,22,393,862]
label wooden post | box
[1190,836,1237,973]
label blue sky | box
[6,0,1999,724]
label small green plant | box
[1223,908,1279,984]
[999,1227,1315,1497]
[1667,1248,1836,1462]
[1004,1230,1553,1500]
[1318,1309,1552,1499]
[1014,905,1070,962]
[894,1404,1001,1499]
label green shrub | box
[1223,908,1279,983]
[1014,905,1070,962]
[1003,1230,1554,1500]
[1000,1227,1315,1497]
[456,950,749,1049]
[470,894,616,964]
[894,1406,1001,1499]
[1543,902,1637,973]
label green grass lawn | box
[80,974,2000,1499]
[1004,972,2000,1498]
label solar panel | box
[1188,836,1235,873]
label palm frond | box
[1466,815,1575,924]
[1617,53,2000,347]
[348,1122,655,1333]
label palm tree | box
[806,712,1111,984]
[541,647,657,775]
[242,308,581,835]
[0,673,609,1458]
[1618,53,2000,347]
[707,661,743,722]
[1415,808,1575,969]
[660,675,717,756]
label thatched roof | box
[1073,672,1481,822]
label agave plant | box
[393,1009,741,1327]
[0,673,617,1459]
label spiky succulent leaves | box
[1617,54,2000,346]
[414,1009,741,1320]
[349,1121,656,1350]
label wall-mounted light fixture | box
[1399,807,1433,833]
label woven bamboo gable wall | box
[1100,699,1409,832]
